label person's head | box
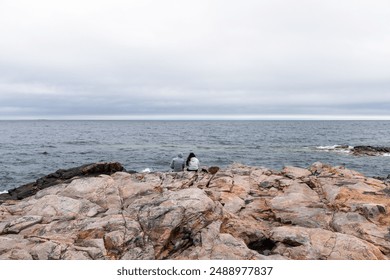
[177,153,183,158]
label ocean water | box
[1,120,390,192]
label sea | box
[1,120,389,192]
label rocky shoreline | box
[1,162,390,260]
[0,162,125,204]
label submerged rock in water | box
[352,146,390,156]
[0,162,389,260]
[316,145,390,157]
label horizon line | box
[1,114,390,121]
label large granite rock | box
[0,162,124,204]
[0,162,389,260]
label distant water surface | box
[1,120,389,191]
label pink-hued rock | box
[0,162,389,260]
[282,166,312,179]
[271,226,386,260]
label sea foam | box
[316,145,353,153]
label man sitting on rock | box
[170,153,185,172]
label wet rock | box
[352,146,390,156]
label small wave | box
[141,168,152,173]
[315,145,353,154]
[79,151,94,155]
[383,153,390,157]
[316,145,352,150]
[0,190,8,194]
[316,145,338,150]
[40,145,56,148]
[63,140,100,145]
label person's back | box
[186,152,199,171]
[170,153,185,172]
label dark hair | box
[186,152,196,166]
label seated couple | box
[170,152,199,172]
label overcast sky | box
[0,0,389,120]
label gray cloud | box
[0,0,389,119]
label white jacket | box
[187,157,199,171]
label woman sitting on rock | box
[186,152,199,172]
